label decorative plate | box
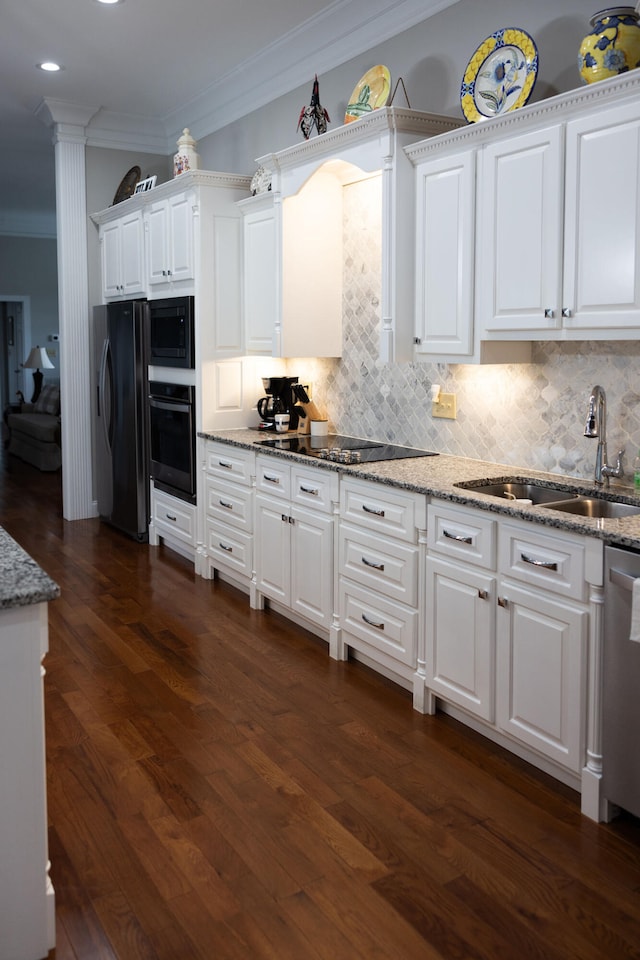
[250,165,272,196]
[345,65,391,123]
[112,165,141,205]
[460,28,538,123]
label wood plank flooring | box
[2,452,640,960]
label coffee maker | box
[257,376,300,430]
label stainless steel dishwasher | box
[603,544,640,818]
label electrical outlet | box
[432,392,457,419]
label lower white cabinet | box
[253,455,338,633]
[338,477,426,687]
[203,441,255,587]
[149,485,197,562]
[425,501,592,777]
[426,555,495,721]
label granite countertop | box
[199,428,640,550]
[0,527,60,610]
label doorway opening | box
[0,297,32,408]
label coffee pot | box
[257,376,300,430]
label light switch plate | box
[432,392,457,419]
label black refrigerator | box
[94,300,150,541]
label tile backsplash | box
[292,180,640,486]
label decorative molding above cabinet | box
[242,108,461,362]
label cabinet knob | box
[478,589,489,600]
[497,596,509,608]
[562,307,572,319]
[544,308,555,319]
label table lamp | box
[23,346,54,403]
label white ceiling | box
[0,0,459,234]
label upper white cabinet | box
[99,208,145,301]
[477,77,640,340]
[242,108,460,361]
[408,71,640,352]
[413,147,476,359]
[147,190,195,293]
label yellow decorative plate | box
[460,28,538,123]
[345,65,391,124]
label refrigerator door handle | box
[99,337,115,452]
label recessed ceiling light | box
[95,0,125,5]
[38,62,63,72]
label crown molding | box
[162,0,461,145]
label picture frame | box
[134,175,157,195]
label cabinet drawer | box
[205,442,254,486]
[499,522,586,601]
[340,478,426,543]
[339,579,418,668]
[152,489,196,546]
[205,477,253,533]
[256,455,291,499]
[339,522,419,606]
[291,464,339,514]
[205,520,252,579]
[428,501,496,569]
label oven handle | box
[149,398,192,414]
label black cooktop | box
[257,434,438,465]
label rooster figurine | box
[297,74,330,140]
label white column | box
[37,101,98,521]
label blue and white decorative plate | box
[460,28,539,123]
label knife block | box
[296,399,322,434]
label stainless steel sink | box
[454,479,580,505]
[542,498,640,519]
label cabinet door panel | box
[564,103,640,329]
[255,495,290,605]
[148,203,169,285]
[426,556,495,721]
[168,193,194,282]
[479,125,563,333]
[120,212,145,297]
[496,582,587,771]
[290,508,333,629]
[101,221,122,299]
[244,208,277,354]
[415,150,475,357]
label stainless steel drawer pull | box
[264,473,280,484]
[362,613,385,630]
[166,513,177,522]
[300,484,319,496]
[610,567,638,591]
[443,529,473,545]
[363,504,385,517]
[218,459,233,469]
[520,552,558,571]
[362,556,384,571]
[219,542,233,552]
[219,499,233,510]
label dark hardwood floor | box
[2,449,640,960]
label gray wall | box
[197,0,589,174]
[0,235,59,371]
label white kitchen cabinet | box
[239,194,277,354]
[338,476,426,690]
[496,580,587,771]
[479,97,640,339]
[424,501,592,778]
[253,455,338,633]
[254,107,461,362]
[203,441,255,589]
[413,148,476,359]
[147,191,195,293]
[100,208,145,300]
[149,485,197,562]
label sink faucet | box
[583,384,624,487]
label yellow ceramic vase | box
[579,7,640,84]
